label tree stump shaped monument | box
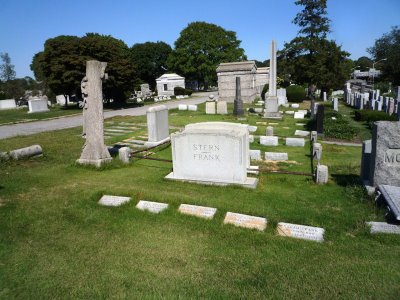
[77,60,112,167]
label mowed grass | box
[0,103,399,299]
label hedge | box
[287,85,306,103]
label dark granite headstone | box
[233,77,244,116]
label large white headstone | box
[145,105,170,147]
[166,122,257,188]
[28,98,49,113]
[0,99,16,110]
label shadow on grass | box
[331,174,361,187]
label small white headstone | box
[136,200,168,213]
[249,135,254,143]
[294,112,305,119]
[285,138,305,147]
[265,152,288,161]
[118,147,131,164]
[217,101,228,115]
[178,204,217,219]
[98,195,131,207]
[224,212,267,231]
[367,222,400,234]
[178,104,188,110]
[188,105,197,111]
[285,110,295,115]
[248,125,257,133]
[291,104,300,108]
[206,102,216,114]
[254,107,264,113]
[277,222,325,242]
[260,136,278,146]
[316,165,328,184]
[294,130,310,137]
[249,149,262,161]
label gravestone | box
[293,112,305,119]
[224,212,267,231]
[260,136,278,146]
[77,60,112,167]
[0,99,16,110]
[369,122,400,187]
[366,221,400,235]
[360,140,372,182]
[145,105,170,147]
[376,185,400,222]
[291,103,299,108]
[98,195,131,207]
[316,165,328,184]
[264,40,282,119]
[136,200,168,213]
[118,147,131,164]
[217,101,228,115]
[166,122,257,188]
[316,105,324,134]
[249,149,262,161]
[277,222,324,242]
[265,152,288,161]
[249,135,254,143]
[248,125,257,133]
[206,102,216,114]
[178,104,188,110]
[28,98,49,113]
[188,105,198,111]
[323,91,327,101]
[286,138,305,147]
[310,131,317,142]
[140,83,151,97]
[333,98,338,111]
[295,130,310,137]
[9,145,43,160]
[233,77,244,116]
[266,126,274,136]
[178,204,217,219]
[313,143,322,163]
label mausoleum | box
[156,73,185,96]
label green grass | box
[0,106,82,125]
[0,102,399,299]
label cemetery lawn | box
[1,103,399,299]
[0,106,82,125]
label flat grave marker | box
[136,200,169,213]
[277,222,325,242]
[224,212,267,231]
[98,195,131,207]
[367,221,400,235]
[178,204,217,219]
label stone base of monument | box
[263,112,282,120]
[165,172,259,189]
[144,137,170,148]
[363,180,376,195]
[76,157,112,167]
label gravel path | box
[0,92,213,140]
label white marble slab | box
[367,221,400,234]
[136,200,168,213]
[265,152,288,161]
[286,137,305,147]
[249,149,262,161]
[294,130,310,137]
[294,112,305,119]
[224,212,267,231]
[248,125,257,133]
[260,136,278,146]
[178,204,217,219]
[98,195,131,207]
[277,222,325,242]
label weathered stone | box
[285,110,295,115]
[294,130,310,137]
[313,143,322,162]
[77,60,112,167]
[118,147,131,164]
[316,165,328,184]
[367,221,400,235]
[188,105,198,111]
[377,185,400,221]
[333,98,338,111]
[265,152,288,161]
[360,140,372,182]
[310,131,318,142]
[249,149,262,161]
[369,122,400,186]
[28,98,49,113]
[294,112,305,119]
[216,101,228,115]
[178,204,217,219]
[224,212,267,231]
[206,102,216,114]
[98,195,131,207]
[136,200,168,213]
[249,135,254,143]
[277,222,325,242]
[9,145,42,160]
[0,99,16,110]
[144,105,170,147]
[233,77,244,116]
[264,40,281,119]
[178,104,188,110]
[248,125,257,133]
[266,126,274,136]
[291,103,299,108]
[286,138,305,147]
[260,136,278,146]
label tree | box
[167,22,247,89]
[279,0,351,92]
[368,26,400,85]
[130,41,172,89]
[0,52,16,82]
[355,56,373,71]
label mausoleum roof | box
[156,73,185,81]
[216,61,256,72]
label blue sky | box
[1,0,399,78]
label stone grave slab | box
[277,222,325,242]
[286,138,305,147]
[260,136,278,146]
[188,105,198,111]
[98,195,131,207]
[256,122,267,125]
[298,110,308,115]
[291,104,300,108]
[377,185,400,221]
[216,101,228,115]
[136,200,168,213]
[265,152,288,161]
[294,130,310,137]
[248,125,257,133]
[206,102,216,114]
[285,110,295,115]
[249,149,262,161]
[294,112,305,119]
[178,104,188,110]
[224,212,267,231]
[366,221,400,234]
[178,204,217,219]
[296,123,306,126]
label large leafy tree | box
[279,0,351,91]
[355,56,373,71]
[31,34,137,104]
[0,52,16,82]
[368,26,400,85]
[130,41,172,89]
[167,22,247,89]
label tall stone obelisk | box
[233,77,244,116]
[264,40,282,119]
[77,60,112,167]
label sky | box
[1,0,399,78]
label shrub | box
[174,86,192,96]
[324,111,357,140]
[287,85,306,103]
[354,110,397,122]
[261,84,269,100]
